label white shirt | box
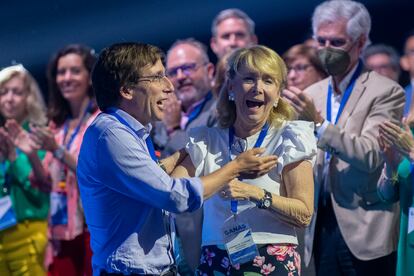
[185,121,317,246]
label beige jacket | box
[303,71,404,265]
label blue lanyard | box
[105,108,158,162]
[62,101,93,150]
[185,92,212,129]
[0,149,21,195]
[228,123,269,213]
[326,60,363,125]
[411,163,414,197]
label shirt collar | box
[107,107,152,137]
[182,92,210,116]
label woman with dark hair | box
[24,44,99,276]
[283,44,327,91]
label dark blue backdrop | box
[1,0,412,98]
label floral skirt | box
[196,244,300,276]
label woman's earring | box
[273,100,279,108]
[228,92,235,102]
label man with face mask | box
[282,1,405,275]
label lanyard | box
[411,163,414,197]
[228,123,269,214]
[0,162,10,195]
[105,108,158,162]
[0,149,22,195]
[326,60,363,125]
[62,101,93,150]
[185,92,212,129]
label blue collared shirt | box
[77,108,203,276]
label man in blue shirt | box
[77,42,276,276]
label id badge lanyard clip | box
[228,123,269,215]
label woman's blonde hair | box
[0,64,47,126]
[217,45,294,129]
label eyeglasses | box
[0,87,25,96]
[367,64,395,71]
[287,64,311,73]
[405,49,414,56]
[137,73,168,84]
[315,36,349,48]
[166,63,206,78]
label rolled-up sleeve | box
[97,125,203,213]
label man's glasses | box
[137,73,168,84]
[315,36,348,48]
[405,49,414,56]
[166,63,206,78]
[287,64,311,73]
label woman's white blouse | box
[185,120,317,246]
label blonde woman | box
[0,64,48,275]
[175,45,316,275]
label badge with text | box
[0,195,17,231]
[50,191,68,226]
[222,216,258,265]
[408,207,414,235]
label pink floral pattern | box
[253,256,266,267]
[197,244,300,275]
[261,263,276,275]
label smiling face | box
[287,55,323,90]
[211,17,257,59]
[229,64,279,132]
[0,75,28,122]
[166,43,213,111]
[56,53,90,104]
[125,59,174,125]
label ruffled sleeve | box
[185,126,210,177]
[274,121,317,176]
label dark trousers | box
[314,198,396,276]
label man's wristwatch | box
[53,145,65,161]
[257,189,272,209]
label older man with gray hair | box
[282,1,405,275]
[210,8,257,59]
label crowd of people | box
[0,1,413,276]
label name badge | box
[222,216,258,265]
[0,195,17,231]
[408,207,414,235]
[50,191,68,226]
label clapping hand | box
[0,127,16,162]
[282,86,324,123]
[29,125,59,152]
[5,120,41,156]
[379,120,414,163]
[163,92,182,134]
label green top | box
[396,140,414,276]
[0,123,48,223]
